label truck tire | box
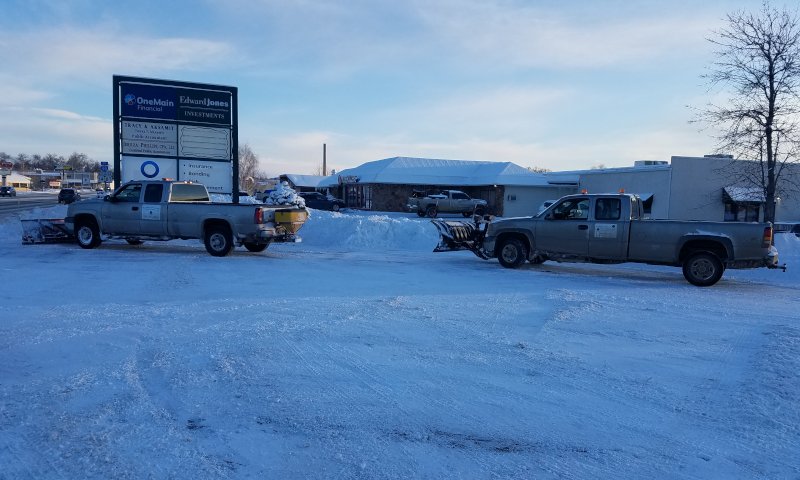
[425,206,438,218]
[332,204,340,212]
[204,226,233,257]
[498,238,527,269]
[682,252,723,287]
[243,241,269,253]
[76,219,102,249]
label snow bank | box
[297,210,441,251]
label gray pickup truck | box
[65,180,308,256]
[406,190,488,218]
[433,193,782,286]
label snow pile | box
[264,181,305,208]
[296,210,441,251]
[210,193,261,204]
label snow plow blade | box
[431,218,490,259]
[21,219,74,245]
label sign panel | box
[178,125,230,159]
[121,156,178,182]
[178,160,232,193]
[177,89,232,125]
[122,120,178,156]
[120,84,177,120]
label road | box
[0,192,58,218]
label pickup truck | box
[406,190,488,218]
[65,180,308,256]
[432,193,782,286]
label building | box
[572,155,800,222]
[286,154,799,223]
[320,157,575,216]
[2,172,32,190]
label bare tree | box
[238,144,260,193]
[698,2,800,222]
[527,166,552,173]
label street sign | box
[100,161,109,172]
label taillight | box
[254,208,264,224]
[762,226,773,247]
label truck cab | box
[534,193,642,261]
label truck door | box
[534,197,591,256]
[451,191,470,212]
[588,197,628,259]
[138,183,166,236]
[101,183,143,234]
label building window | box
[724,202,760,222]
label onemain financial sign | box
[113,75,239,195]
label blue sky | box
[0,0,761,175]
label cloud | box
[0,106,110,159]
[0,27,239,87]
[414,0,722,70]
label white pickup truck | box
[406,190,488,218]
[433,193,783,286]
[64,180,307,256]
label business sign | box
[179,160,232,192]
[113,75,238,196]
[122,121,177,156]
[121,156,178,182]
[177,89,231,125]
[120,84,177,120]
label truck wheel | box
[498,238,527,269]
[243,241,269,253]
[76,219,101,249]
[682,252,723,287]
[332,204,340,212]
[425,206,438,218]
[204,226,233,257]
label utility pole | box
[323,143,327,176]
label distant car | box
[58,188,81,204]
[298,191,346,211]
[95,188,106,198]
[0,186,16,197]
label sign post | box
[112,75,239,199]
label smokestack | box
[323,143,327,176]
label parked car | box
[58,188,81,204]
[95,189,106,198]
[0,186,16,197]
[299,191,346,211]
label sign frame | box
[113,75,240,201]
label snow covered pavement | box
[1,208,798,478]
